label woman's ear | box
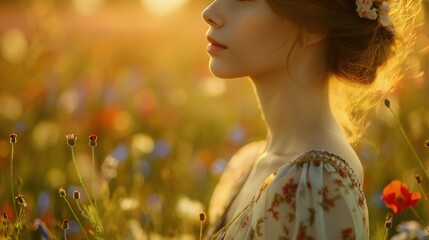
[302,30,326,46]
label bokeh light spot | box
[132,133,154,155]
[176,195,204,221]
[32,121,61,151]
[0,95,23,120]
[199,77,226,97]
[113,111,133,134]
[46,168,66,189]
[102,155,119,179]
[58,90,79,115]
[0,28,28,64]
[141,0,189,16]
[112,144,129,163]
[153,140,171,158]
[73,0,103,15]
[37,192,51,214]
[119,197,140,211]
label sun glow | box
[141,0,189,16]
[73,0,103,14]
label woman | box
[201,0,419,239]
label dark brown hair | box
[267,0,396,85]
[267,0,421,142]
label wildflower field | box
[0,0,429,239]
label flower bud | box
[416,175,423,184]
[385,219,392,229]
[66,134,77,147]
[62,219,69,230]
[385,212,393,220]
[59,187,67,198]
[199,212,206,222]
[15,194,27,207]
[2,213,7,226]
[9,133,17,144]
[73,190,81,200]
[89,134,98,147]
[384,99,391,108]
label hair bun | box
[331,24,396,85]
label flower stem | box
[2,219,8,238]
[63,197,89,240]
[91,146,98,211]
[384,228,389,240]
[14,204,25,238]
[410,207,429,234]
[199,212,206,240]
[387,105,429,180]
[10,143,17,218]
[70,146,95,209]
[75,199,84,213]
[63,229,67,240]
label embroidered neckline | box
[207,149,366,239]
[290,149,365,199]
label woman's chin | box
[209,63,245,79]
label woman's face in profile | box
[202,0,299,79]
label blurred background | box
[0,0,428,239]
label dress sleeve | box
[246,155,369,239]
[208,141,265,224]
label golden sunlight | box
[73,0,103,14]
[141,0,189,16]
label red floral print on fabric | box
[205,150,369,240]
[282,178,298,205]
[241,215,249,229]
[268,202,280,220]
[320,186,340,211]
[297,222,314,240]
[341,227,355,240]
[338,168,348,178]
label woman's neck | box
[250,72,342,156]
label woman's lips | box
[207,36,228,54]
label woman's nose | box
[201,2,224,28]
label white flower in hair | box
[356,0,378,20]
[356,0,392,26]
[378,1,391,26]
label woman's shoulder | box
[227,140,266,168]
[211,150,369,239]
[259,149,365,202]
[208,149,369,239]
[280,143,364,184]
[243,150,369,239]
[277,150,361,183]
[290,149,360,173]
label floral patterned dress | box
[205,142,369,240]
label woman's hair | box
[267,0,421,143]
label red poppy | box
[381,180,421,214]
